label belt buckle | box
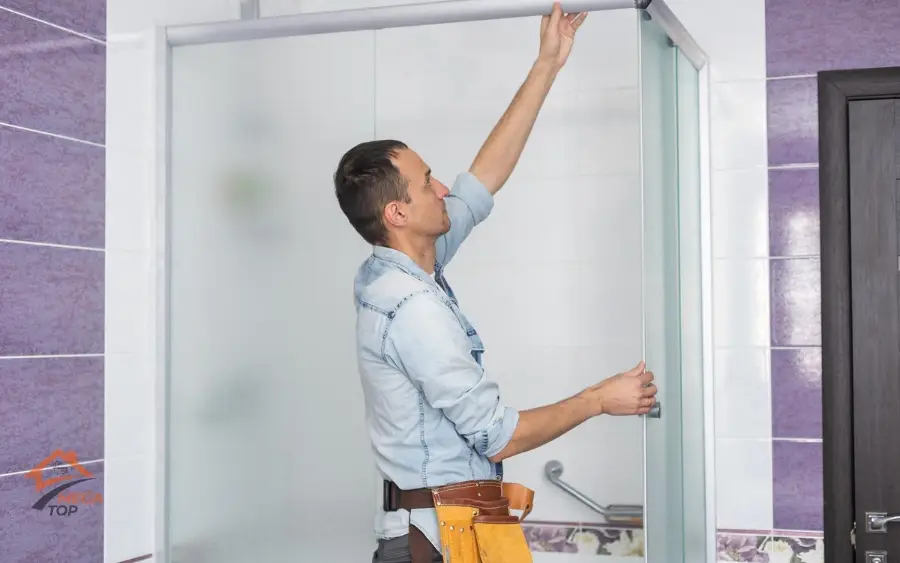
[383,481,400,512]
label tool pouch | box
[431,482,535,563]
[472,514,532,562]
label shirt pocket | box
[438,289,486,367]
[461,317,485,366]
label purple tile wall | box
[0,461,105,562]
[767,78,818,167]
[771,348,822,440]
[0,1,105,561]
[766,0,900,78]
[0,127,105,247]
[0,9,106,144]
[768,168,819,257]
[0,357,104,474]
[1,0,106,40]
[764,0,900,540]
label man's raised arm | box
[469,4,587,194]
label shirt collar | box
[372,245,445,285]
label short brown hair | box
[334,140,410,245]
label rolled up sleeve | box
[384,292,518,458]
[436,172,495,266]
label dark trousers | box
[372,526,442,563]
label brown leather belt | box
[384,479,502,510]
[383,479,534,520]
[383,480,433,511]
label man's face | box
[390,148,451,239]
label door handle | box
[645,401,661,419]
[867,512,900,532]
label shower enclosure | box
[153,1,712,561]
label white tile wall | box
[715,438,774,531]
[712,258,771,348]
[711,168,770,259]
[104,0,773,559]
[714,347,771,440]
[681,0,773,536]
[710,80,769,172]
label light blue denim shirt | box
[352,171,520,552]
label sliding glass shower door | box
[161,5,708,562]
[638,9,707,563]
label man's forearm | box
[469,58,560,195]
[487,391,596,463]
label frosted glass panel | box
[638,12,685,563]
[163,7,706,563]
[166,31,378,563]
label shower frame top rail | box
[164,0,706,70]
[166,0,635,45]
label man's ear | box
[383,201,407,229]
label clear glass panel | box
[637,11,686,563]
[166,31,379,562]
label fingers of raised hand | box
[641,383,658,398]
[568,12,588,31]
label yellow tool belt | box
[384,479,535,563]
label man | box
[333,4,658,562]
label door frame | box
[819,65,900,563]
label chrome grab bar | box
[544,460,644,525]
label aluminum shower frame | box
[152,1,714,561]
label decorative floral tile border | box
[522,522,644,557]
[521,524,825,560]
[717,531,824,563]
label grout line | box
[769,254,821,261]
[522,520,640,529]
[0,354,104,360]
[0,458,104,479]
[766,74,817,81]
[769,529,825,537]
[0,239,104,252]
[0,6,105,45]
[712,255,820,261]
[714,345,821,350]
[715,438,823,443]
[768,163,818,170]
[0,121,105,148]
[712,164,770,172]
[718,528,824,538]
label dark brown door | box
[848,97,900,563]
[821,67,900,563]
